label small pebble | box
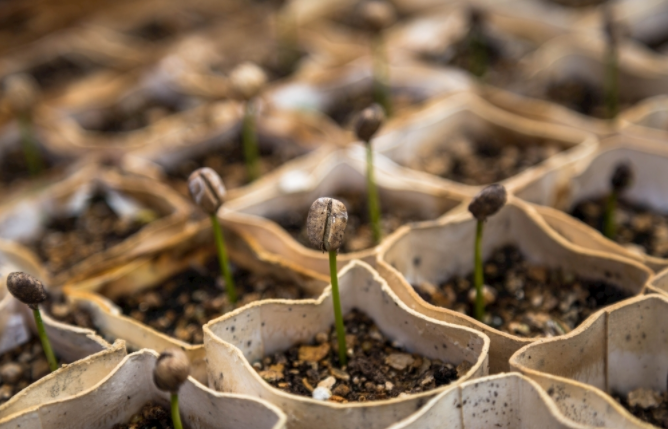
[312,386,332,401]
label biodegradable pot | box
[0,349,288,429]
[386,373,591,429]
[509,294,668,429]
[221,146,467,281]
[0,166,191,285]
[536,135,668,272]
[375,197,653,373]
[204,260,490,429]
[374,92,598,206]
[620,95,668,143]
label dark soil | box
[167,132,306,193]
[412,245,631,337]
[26,191,160,275]
[405,134,563,186]
[613,388,668,428]
[113,402,180,429]
[254,309,466,402]
[542,78,634,120]
[0,337,60,405]
[0,144,54,188]
[127,12,211,44]
[571,196,668,259]
[115,256,314,344]
[27,54,100,92]
[270,190,440,253]
[544,0,608,7]
[327,88,416,127]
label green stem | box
[605,43,619,120]
[603,191,617,239]
[372,35,392,117]
[211,214,237,304]
[329,250,347,367]
[470,28,487,79]
[18,113,43,176]
[474,220,485,321]
[171,393,183,429]
[242,102,260,182]
[276,9,299,75]
[366,144,382,245]
[33,308,58,372]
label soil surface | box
[0,337,59,405]
[28,54,100,91]
[116,256,314,344]
[412,245,631,337]
[613,388,668,428]
[168,132,306,194]
[27,191,160,275]
[271,190,439,253]
[254,309,467,402]
[405,134,563,186]
[571,196,668,259]
[113,402,179,429]
[541,78,634,120]
[0,145,54,188]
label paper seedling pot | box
[386,372,591,429]
[0,349,288,429]
[204,260,489,429]
[0,166,190,286]
[510,294,668,429]
[620,95,668,143]
[374,92,598,206]
[222,146,467,281]
[536,135,668,272]
[376,197,652,373]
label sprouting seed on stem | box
[467,184,507,322]
[188,168,237,304]
[4,74,43,176]
[229,62,268,102]
[7,272,58,372]
[361,0,396,117]
[603,161,633,239]
[354,104,385,245]
[307,198,349,366]
[154,348,190,429]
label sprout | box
[7,272,58,372]
[361,0,396,117]
[603,161,633,239]
[4,74,42,176]
[188,168,237,303]
[467,6,488,78]
[229,62,268,182]
[154,348,190,429]
[307,198,348,366]
[354,104,386,245]
[603,5,619,120]
[467,184,507,321]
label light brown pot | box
[204,260,489,429]
[374,92,598,206]
[0,166,191,285]
[387,372,594,429]
[619,95,668,143]
[376,197,653,373]
[510,294,668,429]
[0,349,288,429]
[222,146,467,281]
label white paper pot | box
[374,92,598,206]
[222,146,467,280]
[386,372,591,429]
[620,95,668,143]
[376,197,653,373]
[0,349,287,429]
[510,294,668,429]
[204,260,490,429]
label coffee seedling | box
[603,5,619,120]
[5,74,43,176]
[467,7,488,78]
[354,104,386,245]
[603,161,633,239]
[7,272,58,372]
[229,62,268,182]
[467,184,507,321]
[154,348,190,429]
[188,167,237,303]
[361,0,396,117]
[307,197,349,366]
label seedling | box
[7,272,58,372]
[603,5,619,120]
[154,348,190,429]
[603,161,633,239]
[467,7,488,78]
[307,197,348,366]
[188,167,237,303]
[467,184,507,321]
[361,0,396,117]
[5,74,43,176]
[354,104,386,245]
[229,62,268,182]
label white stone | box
[312,386,332,401]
